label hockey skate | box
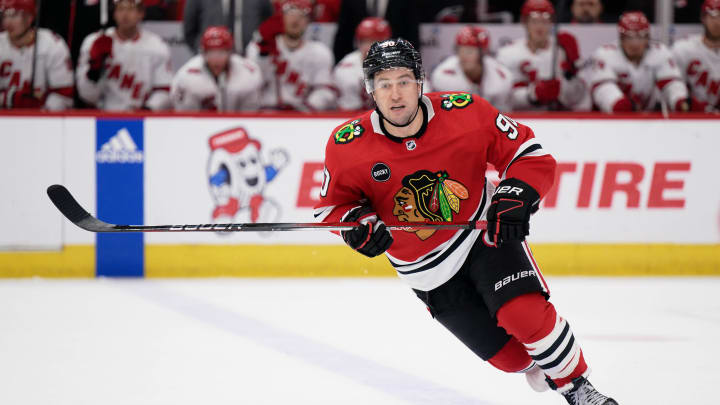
[561,377,618,405]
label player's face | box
[283,9,309,40]
[571,0,602,23]
[620,34,649,61]
[1,9,32,40]
[372,68,421,125]
[113,3,144,32]
[702,12,720,41]
[205,50,230,76]
[525,13,552,44]
[456,45,483,75]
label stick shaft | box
[47,184,487,233]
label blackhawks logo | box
[392,170,469,240]
[441,93,473,110]
[334,119,365,144]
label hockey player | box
[171,26,263,111]
[672,0,720,112]
[246,0,336,111]
[76,0,172,111]
[333,17,392,111]
[496,0,585,111]
[0,0,73,110]
[314,38,618,405]
[431,26,513,112]
[589,11,688,113]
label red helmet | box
[0,0,36,16]
[521,0,554,18]
[281,0,312,15]
[355,17,391,42]
[618,11,650,36]
[201,26,234,51]
[702,0,720,15]
[455,26,490,51]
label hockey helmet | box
[355,17,392,42]
[702,0,720,15]
[0,0,36,16]
[202,26,234,51]
[455,26,490,51]
[362,38,423,94]
[618,11,650,36]
[281,0,312,15]
[521,0,555,18]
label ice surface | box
[1,277,718,405]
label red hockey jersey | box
[314,92,556,291]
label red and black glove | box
[257,14,284,56]
[557,31,580,80]
[2,85,43,109]
[341,206,393,258]
[87,33,113,81]
[530,79,560,105]
[486,178,540,245]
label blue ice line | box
[122,282,495,405]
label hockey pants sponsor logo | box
[495,270,536,291]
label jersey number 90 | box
[495,113,519,140]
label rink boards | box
[0,112,719,277]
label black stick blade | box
[47,184,92,224]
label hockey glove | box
[257,14,284,56]
[557,32,580,80]
[486,178,540,245]
[341,206,393,258]
[4,85,43,109]
[87,33,113,81]
[530,79,560,105]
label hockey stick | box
[47,185,487,233]
[549,0,569,111]
[29,0,42,97]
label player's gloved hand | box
[557,31,580,80]
[87,33,113,81]
[530,79,560,105]
[611,96,634,113]
[486,178,540,245]
[7,85,43,109]
[341,206,393,258]
[257,14,284,56]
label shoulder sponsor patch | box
[440,93,474,111]
[334,119,365,144]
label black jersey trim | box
[503,143,543,175]
[390,182,487,275]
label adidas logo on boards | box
[96,128,144,163]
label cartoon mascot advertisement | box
[207,127,289,223]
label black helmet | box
[362,38,424,94]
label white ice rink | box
[1,277,718,405]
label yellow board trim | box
[1,244,718,278]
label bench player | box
[431,26,513,112]
[76,0,172,110]
[0,0,73,110]
[171,26,262,111]
[314,38,618,405]
[672,0,720,112]
[589,11,688,113]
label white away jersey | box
[171,54,263,111]
[496,37,586,110]
[333,50,373,111]
[0,28,73,110]
[589,42,687,112]
[246,38,336,111]
[77,28,173,111]
[672,35,720,110]
[431,54,514,112]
